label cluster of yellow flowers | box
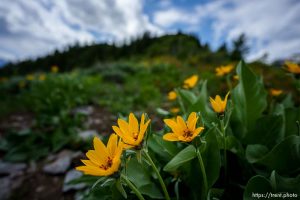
[77,91,230,177]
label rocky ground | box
[0,105,116,200]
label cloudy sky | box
[0,0,299,63]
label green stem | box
[121,174,145,200]
[143,149,170,200]
[196,148,208,199]
[220,119,227,183]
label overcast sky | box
[0,0,299,62]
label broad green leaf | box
[244,171,300,200]
[201,127,221,187]
[126,158,163,198]
[231,61,267,139]
[226,135,245,157]
[243,176,272,200]
[69,175,102,186]
[269,171,300,193]
[284,107,300,137]
[148,134,179,161]
[177,89,197,106]
[139,183,164,199]
[164,145,196,172]
[281,93,294,108]
[244,115,284,148]
[245,144,269,163]
[253,136,300,174]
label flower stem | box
[220,119,227,183]
[142,149,170,200]
[121,174,145,200]
[196,148,208,199]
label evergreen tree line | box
[0,32,248,76]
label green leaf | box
[231,61,267,139]
[243,176,272,200]
[284,107,300,137]
[177,89,197,105]
[269,171,300,193]
[156,108,170,116]
[201,128,221,187]
[164,145,196,172]
[244,171,300,199]
[244,115,284,148]
[245,144,269,163]
[226,135,245,157]
[252,135,300,174]
[148,134,179,161]
[126,158,163,199]
[68,175,101,186]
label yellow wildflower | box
[163,112,204,142]
[112,113,151,149]
[233,75,239,80]
[18,81,26,88]
[38,74,46,81]
[168,91,177,101]
[76,134,123,176]
[215,65,234,76]
[183,75,198,89]
[170,107,180,114]
[26,74,34,81]
[51,65,59,73]
[284,61,300,74]
[270,89,283,96]
[210,92,230,114]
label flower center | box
[133,132,138,140]
[183,129,193,138]
[100,157,113,170]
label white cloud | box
[153,8,200,27]
[153,0,300,62]
[0,0,162,61]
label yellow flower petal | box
[177,116,187,130]
[163,133,180,141]
[164,119,182,135]
[94,137,109,158]
[187,112,197,131]
[107,134,118,157]
[138,119,151,143]
[86,150,102,166]
[129,113,139,135]
[81,159,98,167]
[118,119,130,134]
[76,166,107,176]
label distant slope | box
[0,32,234,76]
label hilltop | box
[0,32,246,76]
